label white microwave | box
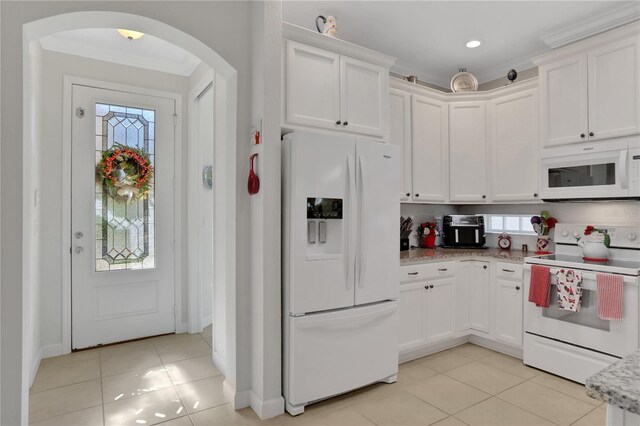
[539,138,640,201]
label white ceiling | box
[40,28,201,77]
[283,1,638,88]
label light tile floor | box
[29,338,606,426]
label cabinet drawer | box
[400,262,456,283]
[495,262,523,280]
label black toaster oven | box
[442,215,486,248]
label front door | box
[71,84,176,349]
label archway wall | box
[0,2,260,424]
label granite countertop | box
[400,247,529,265]
[586,350,640,414]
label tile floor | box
[29,337,606,426]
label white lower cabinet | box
[398,264,456,352]
[398,282,427,352]
[493,263,524,348]
[456,261,491,334]
[400,259,524,358]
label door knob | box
[74,246,84,254]
[75,231,84,239]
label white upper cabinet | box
[389,89,412,201]
[286,41,341,130]
[340,56,387,137]
[588,36,640,141]
[449,102,488,202]
[282,25,395,139]
[536,24,640,148]
[412,94,449,202]
[489,89,540,202]
[539,54,588,148]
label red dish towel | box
[596,273,624,321]
[529,265,551,307]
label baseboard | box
[250,392,285,420]
[468,335,523,359]
[30,343,63,387]
[399,336,468,364]
[200,315,212,329]
[223,380,251,410]
[213,351,226,377]
[176,322,188,334]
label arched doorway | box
[21,10,238,422]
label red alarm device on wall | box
[498,232,512,250]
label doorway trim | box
[62,76,183,352]
[187,69,215,335]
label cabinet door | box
[449,102,488,202]
[489,89,540,202]
[340,56,387,137]
[285,40,341,130]
[539,54,589,148]
[469,261,491,334]
[455,261,471,331]
[588,36,640,141]
[398,282,427,352]
[494,278,523,348]
[425,277,456,343]
[411,95,448,202]
[390,89,412,201]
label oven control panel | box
[555,224,640,249]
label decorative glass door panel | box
[72,84,175,349]
[95,103,155,271]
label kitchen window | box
[486,214,536,235]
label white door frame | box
[62,76,183,351]
[187,69,215,334]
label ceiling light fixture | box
[117,29,145,40]
[466,40,482,48]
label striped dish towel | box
[528,265,551,307]
[596,273,624,321]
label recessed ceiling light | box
[466,40,482,49]
[117,29,145,40]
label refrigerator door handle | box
[357,155,367,289]
[346,155,356,291]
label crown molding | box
[282,22,397,68]
[540,2,640,48]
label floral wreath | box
[97,144,153,201]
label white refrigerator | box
[282,131,400,415]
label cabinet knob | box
[336,120,342,125]
[406,193,410,197]
[580,133,586,138]
[482,195,486,199]
[516,286,521,290]
[483,265,488,269]
[533,193,538,197]
[424,285,429,290]
[589,132,594,137]
[415,193,419,197]
[343,121,349,126]
[429,284,434,289]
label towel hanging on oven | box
[555,269,583,312]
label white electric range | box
[523,223,640,384]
